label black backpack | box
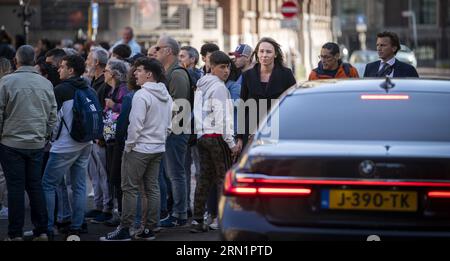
[173,66,196,110]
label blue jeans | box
[164,134,189,220]
[42,145,92,231]
[56,178,71,223]
[0,144,48,238]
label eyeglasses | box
[318,55,334,60]
[155,46,169,52]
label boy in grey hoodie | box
[100,58,173,241]
[191,51,240,233]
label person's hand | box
[236,139,243,153]
[105,98,115,109]
[124,145,132,153]
[248,134,255,144]
[230,145,240,157]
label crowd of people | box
[0,26,419,241]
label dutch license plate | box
[321,190,418,212]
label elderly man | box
[84,47,113,223]
[155,35,191,227]
[110,26,142,57]
[0,45,57,241]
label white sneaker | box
[208,218,219,230]
[0,207,8,219]
[23,230,34,237]
[32,233,48,241]
[24,226,59,237]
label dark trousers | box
[0,144,48,238]
[193,137,231,221]
[106,141,124,213]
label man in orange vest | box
[309,42,359,80]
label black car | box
[219,78,450,241]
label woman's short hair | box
[107,59,129,84]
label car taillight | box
[224,171,312,197]
[428,191,450,199]
[361,94,410,100]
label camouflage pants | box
[193,137,232,221]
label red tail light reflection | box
[224,171,312,197]
[428,191,450,199]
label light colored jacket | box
[194,74,235,149]
[125,82,173,151]
[0,66,57,149]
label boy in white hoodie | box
[100,57,173,241]
[191,51,240,233]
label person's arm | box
[411,66,419,78]
[286,68,297,89]
[116,94,132,142]
[125,94,149,152]
[111,86,128,113]
[169,69,190,100]
[237,72,249,140]
[351,67,360,78]
[0,79,6,137]
[363,64,371,78]
[211,86,236,150]
[46,90,58,139]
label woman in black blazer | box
[237,37,297,149]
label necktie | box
[377,62,393,77]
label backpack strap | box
[174,66,195,89]
[342,63,352,77]
[55,117,69,141]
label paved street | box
[0,197,220,241]
[0,172,220,241]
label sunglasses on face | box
[155,46,169,52]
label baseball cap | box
[229,44,253,58]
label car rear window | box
[259,91,450,142]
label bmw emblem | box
[359,160,376,177]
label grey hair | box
[91,47,109,67]
[0,57,12,78]
[181,46,200,65]
[63,47,78,56]
[107,59,129,83]
[16,45,35,66]
[160,36,180,56]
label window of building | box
[412,0,437,25]
[416,45,435,60]
[340,0,365,26]
[203,7,217,29]
[161,1,189,29]
[41,1,90,30]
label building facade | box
[0,0,223,54]
[218,0,333,79]
[136,0,224,51]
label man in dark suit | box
[364,31,419,78]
